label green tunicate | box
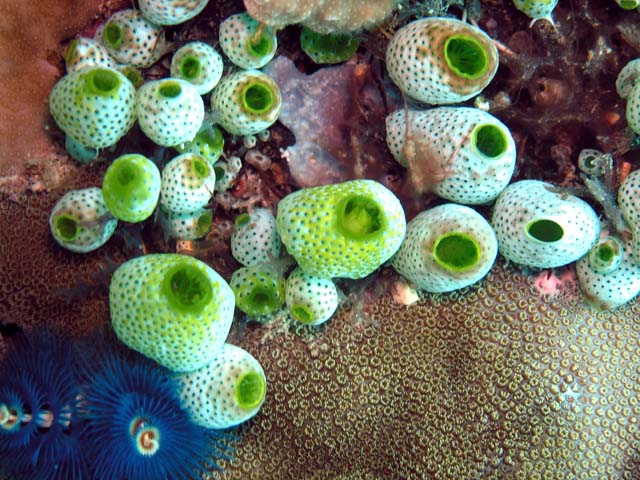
[235,371,266,409]
[300,27,360,64]
[444,34,488,79]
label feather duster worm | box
[75,337,233,480]
[0,333,88,479]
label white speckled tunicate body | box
[139,0,210,25]
[211,70,282,136]
[49,187,118,253]
[170,41,224,95]
[177,343,267,429]
[285,267,339,325]
[576,233,640,310]
[160,153,216,214]
[219,12,278,69]
[98,9,167,68]
[49,67,136,149]
[231,208,281,266]
[618,168,640,227]
[512,0,559,22]
[492,180,600,268]
[386,107,516,204]
[625,82,640,134]
[136,78,205,146]
[385,17,499,105]
[391,203,498,292]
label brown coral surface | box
[222,264,640,479]
[2,0,640,479]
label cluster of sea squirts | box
[4,0,640,478]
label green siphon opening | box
[473,124,508,158]
[213,166,225,179]
[162,263,212,314]
[179,56,201,80]
[336,194,385,240]
[103,22,124,48]
[116,162,136,187]
[85,68,121,96]
[190,156,209,179]
[235,213,251,228]
[444,34,488,79]
[433,233,480,272]
[583,155,597,169]
[526,219,564,243]
[54,215,79,241]
[620,0,639,9]
[159,81,182,98]
[247,32,273,58]
[597,244,615,262]
[588,236,623,273]
[122,66,143,88]
[291,304,315,324]
[247,285,281,315]
[235,371,266,409]
[241,82,274,114]
[193,126,224,161]
[196,210,213,237]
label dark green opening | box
[195,126,224,157]
[190,156,209,179]
[433,233,480,272]
[116,162,136,187]
[159,81,182,98]
[213,166,225,179]
[473,124,507,158]
[196,210,213,237]
[162,263,212,314]
[247,32,273,58]
[122,66,143,88]
[85,68,121,96]
[583,155,597,169]
[54,215,79,241]
[526,219,564,242]
[620,0,639,9]
[336,194,385,240]
[179,55,201,80]
[588,236,622,273]
[235,213,251,228]
[291,304,315,324]
[241,82,274,114]
[103,22,124,48]
[247,285,280,315]
[235,371,266,409]
[597,244,615,262]
[444,34,488,79]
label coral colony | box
[3,0,640,478]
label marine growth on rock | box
[2,0,640,479]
